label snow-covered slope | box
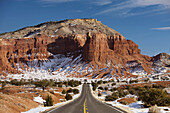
[6,52,169,81]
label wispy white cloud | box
[41,4,55,7]
[40,0,78,3]
[92,0,112,6]
[152,27,170,30]
[72,10,82,13]
[165,19,170,22]
[95,0,170,16]
[40,0,112,5]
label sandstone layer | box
[0,19,168,80]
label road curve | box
[46,84,127,113]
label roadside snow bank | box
[105,99,148,113]
[21,106,51,113]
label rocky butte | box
[0,19,169,80]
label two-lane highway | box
[47,84,126,113]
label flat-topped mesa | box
[0,18,124,39]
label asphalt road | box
[47,84,126,113]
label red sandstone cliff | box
[0,19,166,80]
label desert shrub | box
[112,92,119,97]
[144,78,149,83]
[65,93,72,100]
[124,90,130,95]
[161,76,169,81]
[103,81,108,84]
[10,79,31,86]
[48,79,54,87]
[122,80,128,83]
[0,95,2,99]
[49,91,54,94]
[33,79,54,91]
[104,87,108,91]
[53,81,58,86]
[139,88,170,106]
[113,87,118,91]
[144,85,151,89]
[133,87,146,95]
[1,82,6,90]
[63,81,68,87]
[98,92,102,96]
[118,89,126,97]
[98,87,104,90]
[73,89,79,94]
[62,89,66,94]
[109,88,114,92]
[152,85,165,89]
[91,82,98,91]
[67,88,73,93]
[105,95,118,101]
[67,80,81,87]
[79,81,81,85]
[97,80,102,84]
[134,87,145,91]
[120,101,128,105]
[128,87,136,95]
[129,80,138,84]
[92,86,97,91]
[44,95,53,106]
[58,82,63,87]
[0,80,9,84]
[110,87,118,92]
[10,79,20,86]
[111,83,116,86]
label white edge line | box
[103,103,124,113]
[47,103,64,113]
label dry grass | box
[0,93,39,113]
[119,81,170,89]
[117,97,137,105]
[0,85,69,113]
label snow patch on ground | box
[55,29,59,32]
[3,52,169,82]
[33,95,46,104]
[106,99,149,113]
[128,101,143,108]
[24,30,40,38]
[21,106,51,113]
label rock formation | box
[0,19,168,80]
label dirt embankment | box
[0,85,66,113]
[0,93,38,113]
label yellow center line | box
[84,98,87,113]
[84,86,89,113]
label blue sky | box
[0,0,170,56]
